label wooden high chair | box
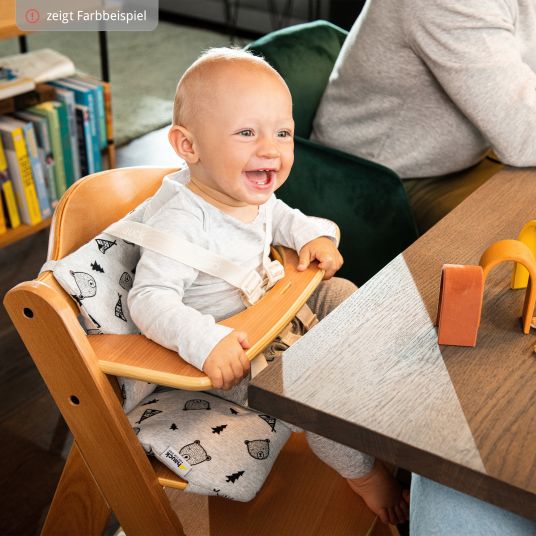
[4,167,395,536]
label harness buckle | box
[241,260,285,306]
[264,259,285,289]
[240,271,265,306]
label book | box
[102,80,114,150]
[0,117,42,225]
[29,102,67,198]
[0,67,35,100]
[0,49,75,83]
[0,192,6,234]
[14,109,58,207]
[54,87,81,182]
[29,102,67,199]
[75,104,94,176]
[50,79,102,172]
[0,136,19,229]
[77,75,114,147]
[53,101,75,187]
[4,116,52,219]
[70,74,107,150]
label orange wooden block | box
[436,264,484,347]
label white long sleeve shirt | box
[128,169,337,371]
[312,0,536,178]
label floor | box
[0,127,177,536]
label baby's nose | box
[258,141,279,158]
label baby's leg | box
[306,432,409,525]
[306,277,357,320]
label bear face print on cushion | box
[127,389,291,502]
[41,197,157,412]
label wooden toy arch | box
[512,220,536,289]
[479,239,536,334]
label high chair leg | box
[5,284,186,536]
[42,443,111,536]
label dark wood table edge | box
[248,380,536,521]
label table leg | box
[99,31,110,82]
[18,35,28,53]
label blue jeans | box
[410,474,536,536]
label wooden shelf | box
[0,217,51,248]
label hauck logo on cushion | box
[161,446,192,476]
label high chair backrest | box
[48,167,176,260]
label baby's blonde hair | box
[172,47,280,126]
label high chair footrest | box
[151,458,188,490]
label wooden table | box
[249,167,536,521]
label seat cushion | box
[46,202,147,336]
[245,20,347,139]
[44,199,157,411]
[127,389,291,501]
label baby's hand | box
[297,237,343,280]
[203,331,251,390]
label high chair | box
[4,167,397,536]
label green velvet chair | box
[246,21,418,284]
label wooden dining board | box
[249,168,536,520]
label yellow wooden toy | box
[512,220,536,289]
[479,239,536,334]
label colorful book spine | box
[49,79,102,172]
[101,81,114,146]
[0,136,21,229]
[0,193,6,234]
[54,87,81,182]
[0,119,42,225]
[29,102,67,198]
[19,121,52,219]
[70,75,107,150]
[53,101,75,187]
[74,74,114,168]
[14,110,58,207]
[75,104,94,176]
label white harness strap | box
[261,204,284,288]
[105,204,284,306]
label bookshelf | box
[0,0,114,248]
[0,217,51,248]
[0,83,116,248]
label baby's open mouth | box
[244,169,276,188]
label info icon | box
[25,8,40,24]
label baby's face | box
[188,63,294,207]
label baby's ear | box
[169,125,199,163]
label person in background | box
[312,0,536,234]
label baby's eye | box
[238,129,255,137]
[277,130,293,138]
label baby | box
[128,48,408,525]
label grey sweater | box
[312,0,536,178]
